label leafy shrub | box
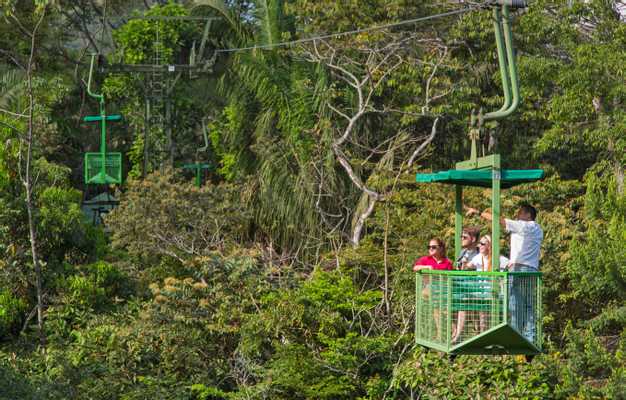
[58,262,130,312]
[107,171,250,263]
[66,275,106,309]
[0,290,26,338]
[390,349,554,399]
[189,384,230,400]
[0,362,35,400]
[37,186,84,259]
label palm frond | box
[0,65,25,110]
[191,0,250,45]
[203,0,348,255]
[255,0,282,46]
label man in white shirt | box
[465,203,543,344]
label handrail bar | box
[416,270,542,277]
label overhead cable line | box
[215,7,480,54]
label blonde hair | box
[480,235,493,271]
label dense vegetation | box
[0,0,624,399]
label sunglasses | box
[479,241,488,246]
[427,245,439,250]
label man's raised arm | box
[465,206,506,228]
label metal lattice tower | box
[146,20,167,171]
[99,15,219,177]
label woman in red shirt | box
[413,237,452,342]
[413,237,453,271]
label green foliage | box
[113,3,195,65]
[126,134,145,180]
[561,167,626,326]
[0,1,624,399]
[44,261,130,344]
[107,170,250,263]
[0,290,26,337]
[65,261,128,310]
[391,350,554,399]
[37,187,82,253]
[0,64,25,110]
[0,362,35,400]
[0,116,20,189]
[3,254,267,399]
[526,0,626,178]
[65,274,106,309]
[543,325,626,399]
[190,384,230,400]
[233,269,398,399]
[199,0,343,255]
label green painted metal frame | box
[413,2,543,356]
[453,154,502,270]
[451,324,540,355]
[84,115,122,122]
[180,118,213,187]
[84,54,122,185]
[453,1,521,269]
[84,152,123,184]
[415,168,544,188]
[451,0,520,270]
[415,270,543,355]
[182,163,212,188]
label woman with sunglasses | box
[469,235,509,273]
[452,235,510,342]
[413,238,452,342]
[412,238,453,272]
[469,235,509,332]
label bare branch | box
[332,145,379,199]
[327,103,351,122]
[351,195,377,246]
[0,108,28,118]
[9,13,33,39]
[424,46,448,113]
[303,31,452,247]
[21,5,48,352]
[408,117,439,167]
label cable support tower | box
[97,15,219,176]
[148,19,167,171]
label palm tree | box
[191,0,344,260]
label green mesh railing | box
[415,270,542,354]
[84,152,122,184]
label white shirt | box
[505,219,543,269]
[469,253,510,272]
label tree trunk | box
[383,209,390,315]
[608,137,624,195]
[23,6,47,352]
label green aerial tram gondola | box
[181,117,212,187]
[83,54,123,185]
[414,0,544,356]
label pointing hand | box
[464,206,480,217]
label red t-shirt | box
[414,255,453,271]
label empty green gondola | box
[83,54,123,185]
